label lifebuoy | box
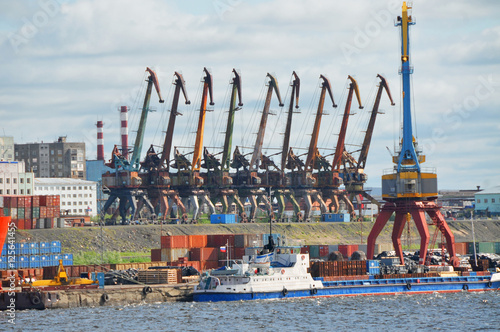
[463,284,469,291]
[102,293,109,302]
[487,281,492,288]
[281,269,285,275]
[30,294,41,305]
[311,288,317,295]
[282,288,288,296]
[301,255,305,260]
[406,283,412,290]
[143,286,152,295]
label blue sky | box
[0,0,499,190]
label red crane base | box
[367,200,460,267]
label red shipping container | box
[17,219,25,230]
[47,207,54,218]
[183,261,200,271]
[234,247,246,259]
[39,196,48,206]
[24,197,31,208]
[190,247,218,261]
[319,245,329,257]
[207,234,235,248]
[17,196,25,208]
[24,219,32,230]
[5,197,17,208]
[40,206,47,218]
[301,246,310,254]
[161,235,189,249]
[338,244,359,259]
[188,235,207,248]
[54,209,60,217]
[25,209,31,219]
[31,196,40,207]
[151,249,161,262]
[0,209,3,217]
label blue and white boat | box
[193,243,500,302]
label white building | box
[0,160,35,195]
[0,136,14,161]
[34,178,98,217]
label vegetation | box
[74,250,151,265]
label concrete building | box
[34,178,98,217]
[0,160,35,195]
[0,136,14,161]
[475,186,500,217]
[15,136,86,179]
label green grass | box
[74,251,151,265]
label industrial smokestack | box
[120,106,129,159]
[96,120,104,161]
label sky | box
[0,0,499,190]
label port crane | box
[342,74,395,220]
[367,2,459,267]
[317,76,363,217]
[171,68,216,222]
[101,67,164,223]
[202,69,246,219]
[287,75,336,221]
[140,71,191,223]
[232,73,284,222]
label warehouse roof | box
[475,186,500,195]
[35,178,97,186]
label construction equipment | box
[101,67,164,224]
[23,260,97,288]
[343,74,395,220]
[366,2,459,267]
[232,73,284,222]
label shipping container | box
[200,260,219,271]
[50,241,61,253]
[44,218,53,229]
[151,248,161,262]
[309,245,320,258]
[29,256,40,268]
[300,246,310,254]
[234,234,261,248]
[3,208,9,217]
[188,235,208,248]
[29,242,39,255]
[10,208,17,219]
[161,235,189,249]
[322,213,350,222]
[319,245,329,258]
[160,248,190,262]
[210,214,236,224]
[40,206,47,218]
[39,242,50,254]
[338,244,359,259]
[207,234,235,248]
[190,247,218,261]
[31,196,40,207]
[17,197,25,208]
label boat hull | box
[193,276,500,302]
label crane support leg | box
[159,194,169,221]
[392,212,407,265]
[275,191,286,222]
[426,205,460,267]
[329,195,339,213]
[258,194,274,221]
[286,192,302,222]
[362,191,381,214]
[367,202,395,259]
[339,193,355,219]
[248,195,258,223]
[302,192,313,222]
[201,193,216,215]
[312,191,328,214]
[190,195,200,223]
[220,194,229,214]
[411,208,430,266]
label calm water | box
[4,291,499,331]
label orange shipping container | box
[40,206,47,218]
[151,249,161,262]
[161,235,189,249]
[188,235,207,248]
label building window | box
[477,199,481,203]
[6,178,9,184]
[78,194,82,198]
[73,202,77,205]
[6,190,9,194]
[13,178,16,184]
[27,189,30,194]
[84,186,88,190]
[485,199,488,203]
[73,194,77,198]
[73,186,77,190]
[20,178,24,184]
[62,202,65,206]
[73,209,77,213]
[27,178,30,183]
[67,186,71,190]
[13,189,16,195]
[0,190,2,194]
[79,201,82,205]
[0,178,2,184]
[20,189,24,194]
[79,209,83,213]
[492,198,496,203]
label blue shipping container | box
[322,213,351,222]
[210,214,236,224]
[51,241,62,253]
[39,242,50,254]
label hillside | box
[13,220,500,255]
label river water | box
[5,291,499,331]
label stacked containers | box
[0,195,60,230]
[0,240,71,269]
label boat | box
[193,237,500,302]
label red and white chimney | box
[96,120,104,161]
[120,106,129,159]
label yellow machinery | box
[23,260,97,288]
